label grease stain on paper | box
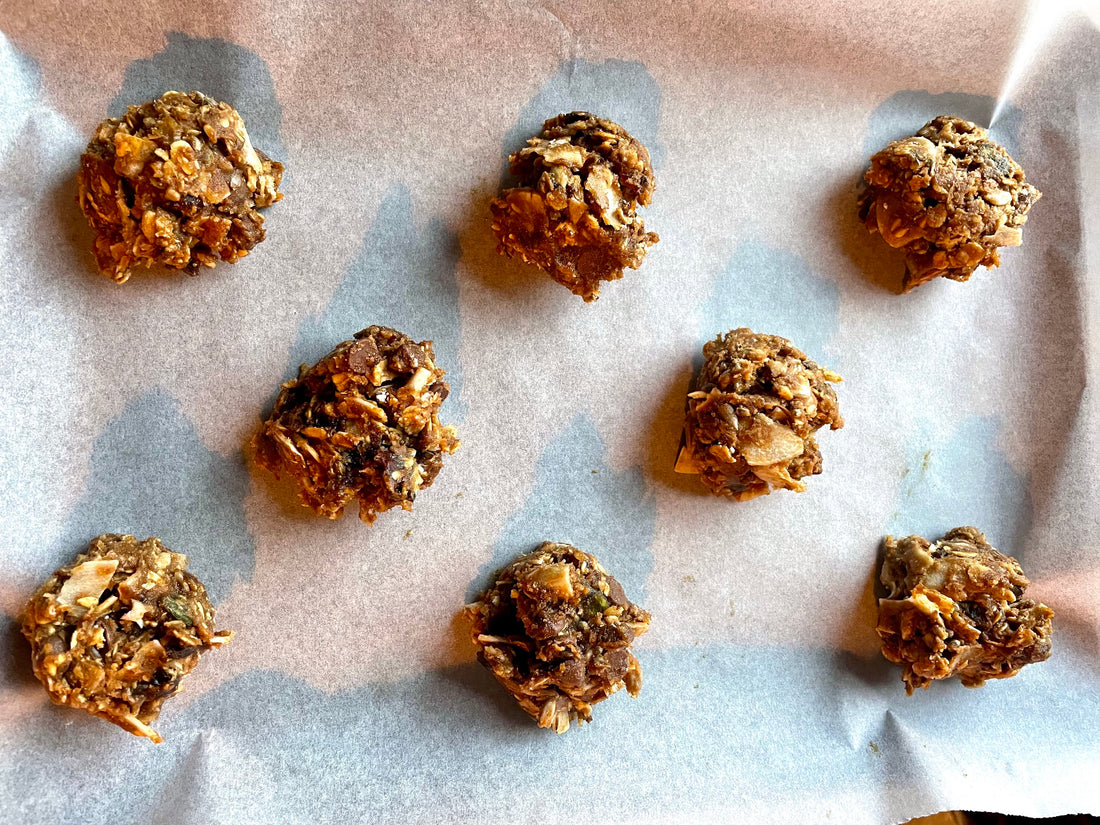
[40,389,255,603]
[110,31,285,162]
[0,37,44,153]
[501,58,665,181]
[467,414,655,602]
[286,183,464,418]
[863,90,1024,157]
[701,238,840,361]
[889,415,1031,560]
[2,643,1089,825]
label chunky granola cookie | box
[254,326,459,522]
[77,91,283,283]
[465,543,651,733]
[22,534,232,743]
[677,328,843,500]
[490,112,658,301]
[877,527,1054,694]
[858,116,1040,291]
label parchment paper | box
[1,2,1098,823]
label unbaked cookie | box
[490,112,658,301]
[22,534,232,742]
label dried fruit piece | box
[77,91,284,283]
[22,534,232,742]
[254,325,460,522]
[465,542,651,733]
[490,112,658,302]
[858,116,1040,291]
[677,328,843,500]
[876,526,1054,694]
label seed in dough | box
[677,328,843,499]
[21,534,232,743]
[77,90,284,283]
[254,325,460,522]
[877,526,1054,694]
[858,115,1040,292]
[465,543,651,733]
[490,111,659,302]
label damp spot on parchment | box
[109,31,285,163]
[284,183,465,418]
[862,90,1024,158]
[889,415,1031,560]
[466,414,655,602]
[499,58,664,182]
[0,38,85,202]
[699,238,840,362]
[0,38,43,151]
[36,389,254,604]
[3,643,1093,824]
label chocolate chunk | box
[347,338,383,373]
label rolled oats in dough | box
[877,526,1054,694]
[858,116,1040,291]
[677,328,843,500]
[465,543,651,733]
[490,112,658,302]
[254,325,460,523]
[22,534,232,743]
[77,91,284,282]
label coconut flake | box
[57,560,119,608]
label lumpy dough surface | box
[22,534,232,742]
[678,328,842,500]
[858,116,1039,291]
[465,542,651,733]
[77,91,283,282]
[877,526,1053,694]
[490,112,658,302]
[254,326,459,523]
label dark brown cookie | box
[254,326,459,522]
[465,542,651,732]
[77,90,283,282]
[877,526,1054,693]
[491,112,658,301]
[22,534,232,742]
[677,328,843,499]
[858,116,1039,291]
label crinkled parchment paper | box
[1,2,1097,823]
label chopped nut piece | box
[876,526,1054,694]
[678,329,842,500]
[490,112,659,302]
[858,116,1040,291]
[465,543,651,733]
[254,325,460,523]
[22,534,232,742]
[77,91,284,283]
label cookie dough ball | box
[21,534,232,742]
[858,116,1040,291]
[490,112,659,302]
[877,527,1054,694]
[676,328,843,500]
[77,91,284,283]
[254,325,460,522]
[465,543,651,733]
